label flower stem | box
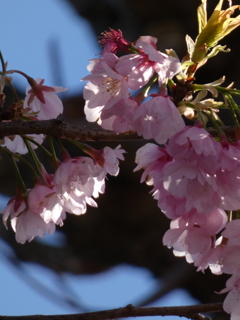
[69,139,97,158]
[69,139,88,151]
[23,135,52,158]
[8,154,27,193]
[141,74,158,97]
[8,82,20,103]
[202,110,226,140]
[47,136,59,169]
[224,93,240,139]
[22,137,47,184]
[0,145,38,177]
[0,51,6,74]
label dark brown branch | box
[0,119,237,142]
[0,120,141,141]
[0,303,224,320]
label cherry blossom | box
[218,220,240,275]
[220,269,240,320]
[1,196,56,244]
[134,142,172,184]
[12,208,56,244]
[158,127,225,214]
[54,156,106,215]
[97,145,125,176]
[194,237,224,274]
[166,125,222,168]
[85,52,117,74]
[115,36,181,90]
[166,134,240,213]
[100,97,139,132]
[161,158,220,214]
[82,53,129,124]
[2,133,45,154]
[134,127,222,217]
[85,145,126,176]
[133,94,185,144]
[134,143,183,219]
[28,184,66,225]
[213,141,240,211]
[23,78,67,120]
[153,184,189,220]
[221,219,240,247]
[162,208,227,265]
[4,19,240,320]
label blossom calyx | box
[80,144,126,176]
[26,77,58,105]
[99,29,136,55]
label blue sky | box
[0,0,197,318]
[0,0,99,95]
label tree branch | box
[0,303,224,320]
[0,120,237,142]
[0,120,141,141]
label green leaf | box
[197,0,207,33]
[185,35,195,58]
[206,45,230,59]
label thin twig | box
[0,119,237,141]
[0,303,224,320]
[0,120,141,141]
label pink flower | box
[166,126,222,171]
[1,197,55,244]
[28,184,65,225]
[133,95,185,144]
[220,269,240,320]
[85,145,126,176]
[153,185,188,219]
[161,159,219,214]
[134,143,172,184]
[218,220,240,319]
[212,142,240,211]
[82,53,129,124]
[163,209,227,265]
[54,156,106,215]
[85,52,117,74]
[221,245,240,275]
[134,143,184,219]
[2,133,45,154]
[134,131,221,217]
[219,220,240,275]
[23,78,67,120]
[137,130,240,218]
[100,97,139,132]
[163,129,240,213]
[194,238,224,274]
[12,208,56,244]
[115,36,181,90]
[160,126,224,214]
[222,220,240,246]
[1,197,25,229]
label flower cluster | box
[1,0,240,318]
[82,34,185,144]
[80,4,240,317]
[1,145,125,243]
[1,75,67,154]
[134,126,240,318]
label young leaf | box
[197,0,207,33]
